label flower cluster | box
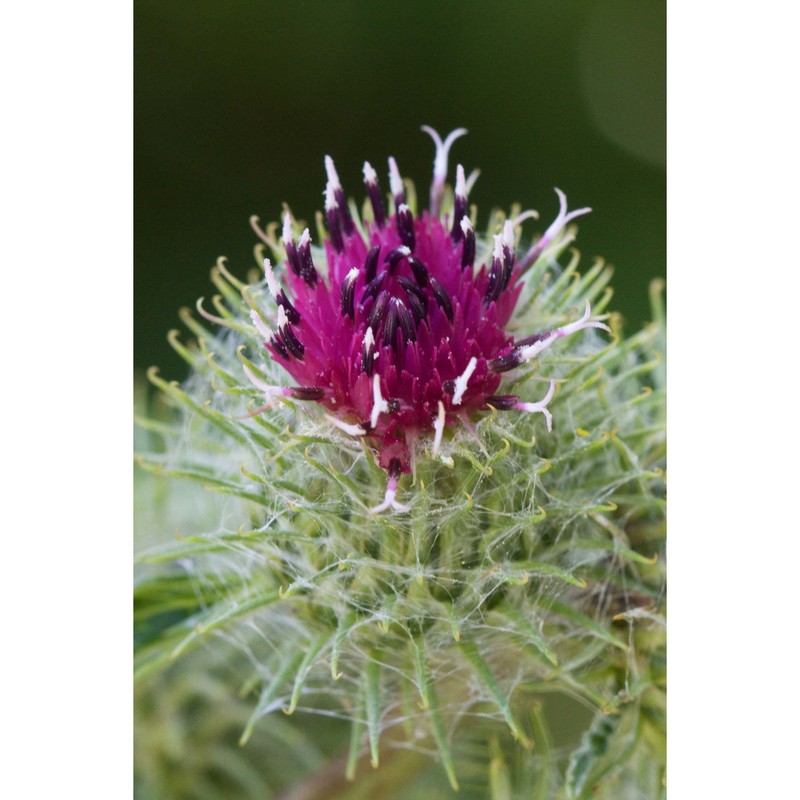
[246,127,609,511]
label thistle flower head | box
[138,127,666,796]
[246,128,609,509]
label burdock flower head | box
[139,126,666,797]
[245,127,609,512]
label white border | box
[669,2,799,796]
[3,2,132,796]
[4,2,799,797]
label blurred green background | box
[135,0,664,380]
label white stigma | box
[264,258,281,298]
[324,155,342,190]
[432,400,446,458]
[460,216,473,236]
[298,228,311,249]
[363,161,378,185]
[511,209,540,226]
[557,299,611,336]
[542,188,592,245]
[517,301,611,363]
[421,126,468,183]
[371,374,390,429]
[517,335,558,364]
[451,356,478,406]
[325,414,367,437]
[388,156,404,198]
[455,163,466,199]
[346,266,359,282]
[465,168,480,196]
[492,232,504,262]
[242,364,285,403]
[518,188,592,272]
[249,309,273,341]
[282,212,293,245]
[363,327,379,363]
[370,476,411,514]
[516,380,557,432]
[501,219,515,251]
[276,305,289,330]
[324,181,338,211]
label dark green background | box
[135,0,665,379]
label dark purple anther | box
[277,292,301,325]
[367,290,390,331]
[394,298,416,342]
[485,257,503,304]
[385,246,410,274]
[325,156,354,236]
[488,349,524,373]
[285,240,302,277]
[343,213,355,237]
[397,275,424,299]
[407,256,428,287]
[335,189,354,236]
[340,269,358,319]
[297,232,319,286]
[460,217,476,269]
[496,220,516,291]
[340,198,355,236]
[484,395,519,410]
[280,324,305,360]
[403,287,427,325]
[360,270,386,305]
[513,330,550,348]
[361,327,377,376]
[324,183,345,254]
[429,276,453,322]
[363,162,385,228]
[451,165,468,241]
[325,208,344,253]
[278,292,300,325]
[364,245,381,283]
[289,387,325,401]
[269,335,289,360]
[383,299,400,351]
[501,247,515,291]
[397,276,428,321]
[452,199,467,241]
[387,457,402,479]
[396,204,415,250]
